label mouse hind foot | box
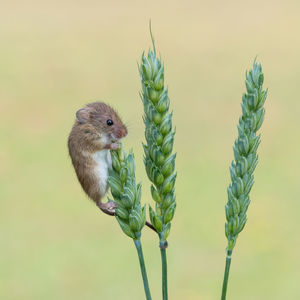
[97,201,117,216]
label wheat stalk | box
[221,60,268,299]
[108,147,152,300]
[139,25,176,300]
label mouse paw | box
[106,143,120,150]
[98,201,117,215]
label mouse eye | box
[106,119,114,126]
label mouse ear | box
[76,108,89,124]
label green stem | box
[221,250,232,300]
[133,239,152,300]
[160,241,168,300]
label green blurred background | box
[1,0,299,299]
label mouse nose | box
[115,128,127,139]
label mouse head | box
[76,102,128,148]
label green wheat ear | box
[108,147,146,239]
[139,31,176,244]
[225,60,267,251]
[222,60,268,300]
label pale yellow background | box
[1,1,299,299]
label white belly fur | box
[92,149,112,196]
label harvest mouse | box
[68,102,128,214]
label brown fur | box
[68,102,127,213]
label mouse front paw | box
[109,143,121,150]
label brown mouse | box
[68,102,128,214]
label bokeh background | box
[1,0,299,299]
